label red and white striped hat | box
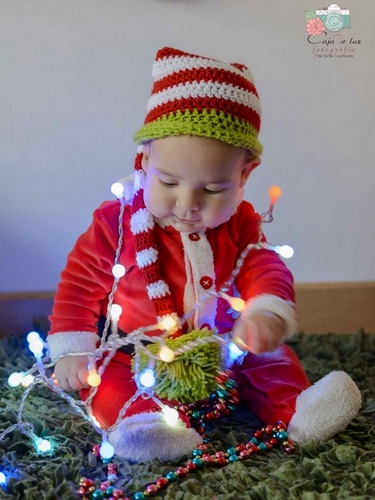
[130,47,262,333]
[133,46,262,156]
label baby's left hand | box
[232,311,285,355]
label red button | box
[200,276,213,289]
[189,233,200,241]
[200,323,210,329]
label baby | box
[48,47,361,462]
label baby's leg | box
[231,344,310,425]
[80,351,189,429]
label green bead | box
[227,404,238,412]
[258,442,268,451]
[192,458,204,469]
[104,487,114,498]
[166,472,177,482]
[91,491,104,500]
[229,455,239,462]
[133,493,146,500]
[227,447,237,456]
[251,437,259,445]
[276,431,288,441]
[192,449,203,457]
[191,410,201,419]
[225,379,237,389]
[216,389,229,399]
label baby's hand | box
[232,311,285,355]
[54,355,90,391]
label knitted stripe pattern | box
[133,47,263,156]
[130,153,180,329]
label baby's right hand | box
[54,355,90,391]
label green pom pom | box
[134,328,222,403]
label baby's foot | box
[288,370,362,444]
[108,411,202,462]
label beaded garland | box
[78,370,295,499]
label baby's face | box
[142,136,260,233]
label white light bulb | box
[159,345,175,363]
[28,338,44,356]
[110,304,122,321]
[21,374,35,387]
[0,472,6,485]
[163,407,179,426]
[139,368,156,388]
[276,245,294,259]
[229,297,246,312]
[229,341,245,358]
[158,316,177,332]
[111,182,124,198]
[112,264,126,278]
[27,331,40,343]
[35,437,51,453]
[7,372,24,388]
[100,441,115,459]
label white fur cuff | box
[47,331,100,362]
[244,294,297,340]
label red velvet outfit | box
[48,199,310,428]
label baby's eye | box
[160,179,178,187]
[204,187,225,195]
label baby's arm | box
[233,311,286,354]
[54,355,90,391]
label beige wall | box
[1,0,374,293]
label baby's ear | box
[240,156,261,187]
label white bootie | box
[288,370,362,444]
[108,411,203,462]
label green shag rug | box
[0,331,374,499]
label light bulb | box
[35,437,52,453]
[7,372,24,388]
[163,407,179,426]
[27,331,41,344]
[139,368,156,388]
[159,345,175,363]
[0,472,6,485]
[21,374,35,387]
[111,182,124,198]
[100,441,115,459]
[158,316,177,332]
[228,341,245,361]
[112,264,126,278]
[229,297,246,312]
[87,370,101,387]
[28,338,44,356]
[110,304,122,321]
[269,185,282,205]
[275,245,294,259]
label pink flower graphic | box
[306,17,326,36]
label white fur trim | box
[108,411,203,462]
[130,208,154,234]
[136,247,158,268]
[288,371,362,444]
[181,232,217,330]
[147,80,261,116]
[146,280,171,299]
[244,294,297,340]
[152,55,256,85]
[47,331,99,361]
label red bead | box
[186,461,197,471]
[205,412,216,421]
[240,450,250,458]
[264,424,274,434]
[215,451,225,458]
[237,444,246,452]
[228,396,240,405]
[179,405,189,414]
[175,467,188,477]
[254,430,263,439]
[215,403,227,413]
[216,457,227,467]
[276,420,287,430]
[156,478,169,489]
[202,454,214,463]
[269,437,279,446]
[146,484,159,496]
[78,487,86,496]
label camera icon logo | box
[305,4,351,36]
[316,4,350,32]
